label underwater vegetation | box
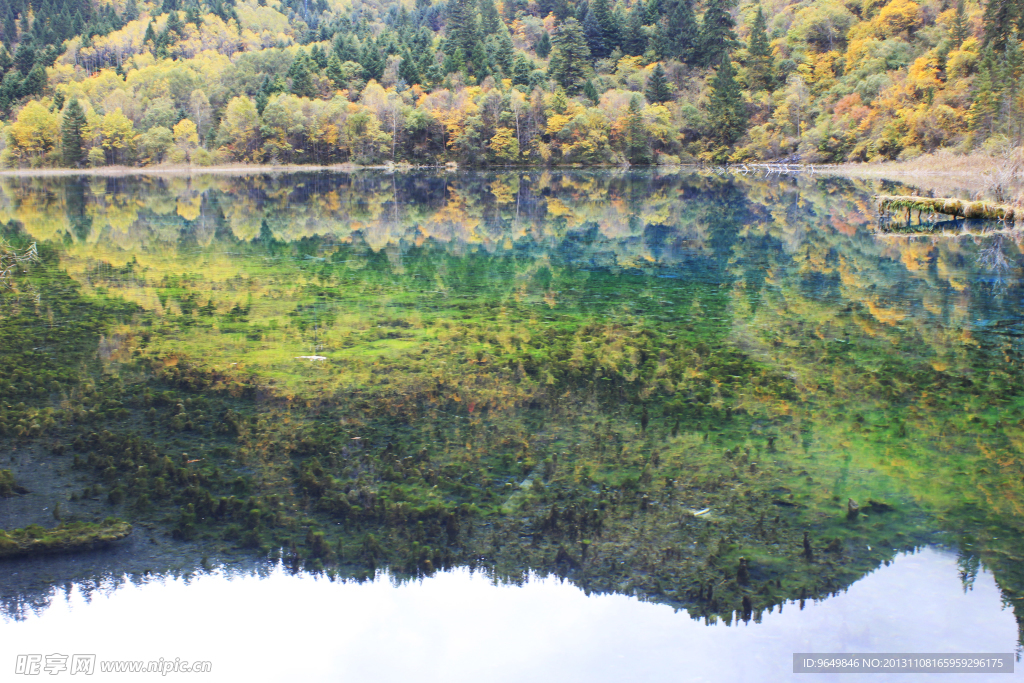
[0,171,1022,641]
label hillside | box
[0,0,1021,167]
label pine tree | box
[289,50,317,97]
[982,0,1022,52]
[61,98,87,167]
[707,53,747,146]
[951,0,969,48]
[513,54,532,85]
[747,5,773,91]
[663,0,699,64]
[625,94,650,163]
[645,0,661,25]
[123,0,139,22]
[969,48,998,135]
[592,0,620,54]
[448,0,484,73]
[584,78,599,102]
[326,53,345,86]
[583,7,608,58]
[698,0,738,67]
[21,64,47,97]
[623,8,647,56]
[494,30,515,76]
[310,44,328,69]
[537,31,552,58]
[361,42,385,81]
[548,17,592,94]
[479,0,503,35]
[645,63,671,103]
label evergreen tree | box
[289,50,317,97]
[448,0,484,73]
[583,78,599,102]
[123,0,139,22]
[537,31,552,58]
[399,49,421,84]
[21,64,47,97]
[623,9,647,56]
[14,45,35,75]
[442,46,466,75]
[479,0,503,35]
[583,7,608,58]
[547,17,592,94]
[488,31,513,76]
[326,53,345,86]
[361,42,385,81]
[707,53,747,146]
[982,0,1022,52]
[310,44,328,69]
[645,0,662,24]
[969,47,999,134]
[592,0,620,54]
[747,5,773,91]
[663,0,699,64]
[625,94,650,163]
[645,63,671,103]
[61,98,87,167]
[951,0,969,48]
[698,0,738,67]
[512,54,532,85]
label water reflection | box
[1,548,1019,683]
[0,170,1022,650]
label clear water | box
[0,170,1022,679]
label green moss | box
[0,520,132,559]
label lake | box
[0,169,1022,680]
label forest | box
[0,0,1022,166]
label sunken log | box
[0,520,132,559]
[876,194,1019,225]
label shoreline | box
[0,154,1020,199]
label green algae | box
[0,171,1022,634]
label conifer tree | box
[289,50,317,97]
[663,0,699,63]
[548,18,591,93]
[479,0,503,35]
[448,0,484,73]
[969,48,998,135]
[61,98,87,167]
[326,53,345,87]
[513,54,532,85]
[645,63,672,103]
[537,31,552,58]
[584,78,599,102]
[747,5,773,91]
[584,7,608,58]
[951,0,969,48]
[592,0,620,54]
[698,0,738,67]
[982,0,1022,52]
[625,94,651,163]
[310,44,328,69]
[708,53,747,146]
[623,8,647,56]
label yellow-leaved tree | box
[218,97,262,162]
[5,101,61,165]
[172,119,200,163]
